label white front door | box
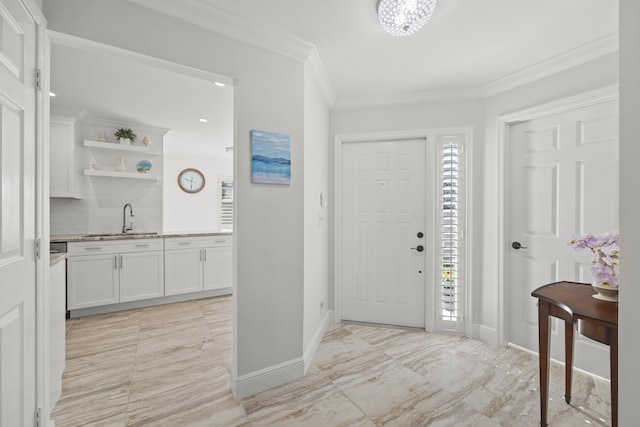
[341,139,427,328]
[0,0,39,424]
[508,99,619,378]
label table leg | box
[564,320,575,404]
[610,328,618,427]
[538,301,551,427]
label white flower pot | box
[591,283,618,302]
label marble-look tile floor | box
[52,296,611,426]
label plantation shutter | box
[221,180,233,228]
[436,135,465,333]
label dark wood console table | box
[531,281,618,427]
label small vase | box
[115,157,127,172]
[591,283,618,302]
[119,138,131,145]
[142,136,151,146]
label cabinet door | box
[120,251,164,302]
[67,254,119,309]
[50,116,79,198]
[203,246,232,290]
[164,249,203,295]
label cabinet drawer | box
[68,238,163,256]
[164,235,232,250]
[208,236,232,247]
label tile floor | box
[52,296,611,426]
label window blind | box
[437,136,465,333]
[221,180,233,227]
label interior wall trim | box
[232,357,305,400]
[303,310,331,373]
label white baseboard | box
[303,310,331,373]
[473,323,498,345]
[232,357,305,400]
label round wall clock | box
[178,168,205,193]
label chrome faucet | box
[122,203,135,233]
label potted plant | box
[568,231,620,301]
[114,128,137,145]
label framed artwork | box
[251,129,291,184]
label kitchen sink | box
[82,232,160,238]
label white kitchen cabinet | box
[67,254,119,309]
[165,236,232,295]
[67,239,164,310]
[120,250,165,302]
[50,116,80,198]
[204,244,232,290]
[164,246,203,295]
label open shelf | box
[84,140,159,156]
[84,169,159,181]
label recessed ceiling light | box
[49,92,56,97]
[214,82,226,87]
[198,118,208,123]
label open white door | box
[0,0,39,424]
[508,98,619,378]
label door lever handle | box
[512,241,528,250]
[410,245,424,252]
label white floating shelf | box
[84,140,159,156]
[84,169,159,180]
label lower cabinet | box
[67,239,164,310]
[165,236,232,296]
[65,235,232,312]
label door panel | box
[341,139,427,328]
[508,99,619,378]
[0,0,38,424]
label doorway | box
[334,129,471,333]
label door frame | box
[30,0,50,422]
[496,84,619,347]
[333,127,473,334]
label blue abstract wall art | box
[251,129,291,185]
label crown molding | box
[332,87,484,111]
[128,0,335,107]
[482,32,619,98]
[304,49,336,107]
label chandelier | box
[377,0,437,37]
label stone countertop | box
[50,253,67,267]
[51,231,232,243]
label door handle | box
[512,241,528,250]
[410,245,424,252]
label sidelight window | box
[437,135,465,333]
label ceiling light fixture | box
[198,118,208,123]
[377,0,437,37]
[49,92,56,97]
[214,82,226,87]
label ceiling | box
[50,0,618,154]
[199,0,618,104]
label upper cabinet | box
[50,115,80,198]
